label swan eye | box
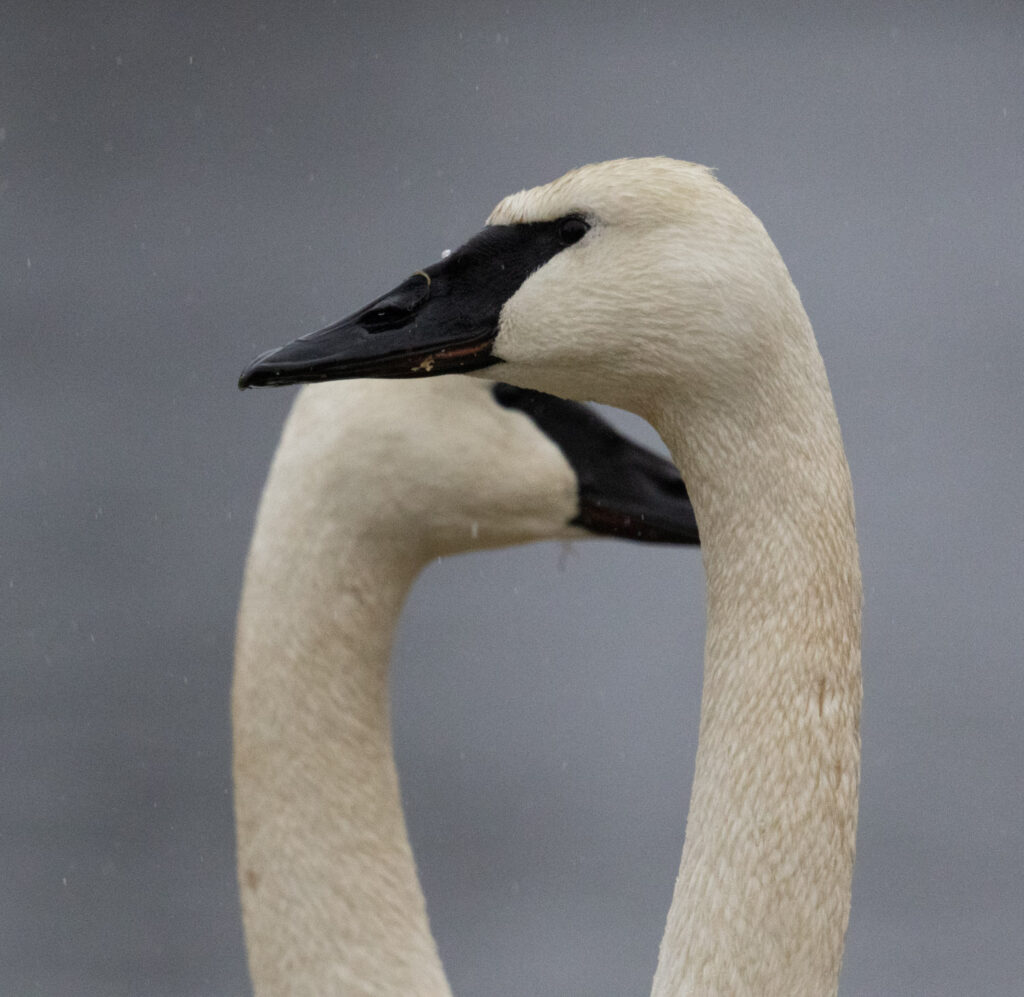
[558,216,589,246]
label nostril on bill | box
[359,273,432,333]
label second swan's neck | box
[648,334,862,996]
[234,513,452,996]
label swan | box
[234,374,700,996]
[240,157,862,995]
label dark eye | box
[558,216,589,246]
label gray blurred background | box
[3,1,1021,994]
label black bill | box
[238,215,589,389]
[493,384,699,545]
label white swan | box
[241,157,863,995]
[234,374,699,996]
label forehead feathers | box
[487,157,726,228]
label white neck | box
[234,522,452,996]
[647,323,862,995]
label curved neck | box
[648,337,862,995]
[234,524,452,996]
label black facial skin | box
[492,384,699,546]
[238,216,589,389]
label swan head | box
[239,158,804,415]
[268,377,698,558]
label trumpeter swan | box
[235,375,699,996]
[240,157,862,996]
